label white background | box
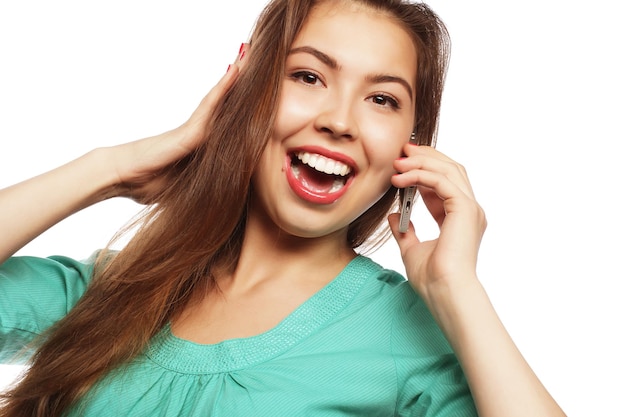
[1,1,624,415]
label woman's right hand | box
[0,43,248,262]
[108,43,249,203]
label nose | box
[313,96,359,140]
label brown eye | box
[302,74,317,84]
[369,94,400,109]
[291,71,323,86]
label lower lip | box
[284,155,353,205]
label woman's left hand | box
[389,145,568,417]
[388,144,487,296]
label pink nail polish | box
[227,64,232,73]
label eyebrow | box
[289,46,338,69]
[366,74,414,102]
[288,45,415,101]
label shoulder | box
[353,256,431,320]
[356,259,478,415]
[353,256,452,356]
[1,253,98,294]
[0,251,110,335]
[0,250,112,296]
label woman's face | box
[251,1,417,241]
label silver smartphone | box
[398,132,418,233]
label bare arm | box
[389,144,565,417]
[0,148,117,263]
[0,47,248,264]
[424,276,562,416]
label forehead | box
[292,1,418,89]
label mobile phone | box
[398,132,418,233]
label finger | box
[388,212,421,253]
[391,168,466,204]
[392,166,478,232]
[204,42,249,111]
[395,145,475,199]
[192,58,241,121]
[402,143,456,164]
[180,43,249,149]
[229,42,250,72]
[203,42,250,106]
[418,186,446,228]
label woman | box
[0,0,565,416]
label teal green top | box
[0,254,477,416]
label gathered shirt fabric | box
[0,254,478,416]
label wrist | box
[419,272,481,309]
[419,275,486,342]
[79,147,127,203]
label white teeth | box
[314,157,327,172]
[329,178,345,193]
[295,151,352,176]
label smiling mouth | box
[289,151,354,195]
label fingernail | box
[227,64,231,73]
[239,43,245,54]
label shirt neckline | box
[145,255,381,374]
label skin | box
[251,2,416,240]
[0,1,566,416]
[174,1,418,347]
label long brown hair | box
[0,1,449,416]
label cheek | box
[360,120,409,170]
[273,84,321,138]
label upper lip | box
[288,145,359,176]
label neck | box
[223,206,356,292]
